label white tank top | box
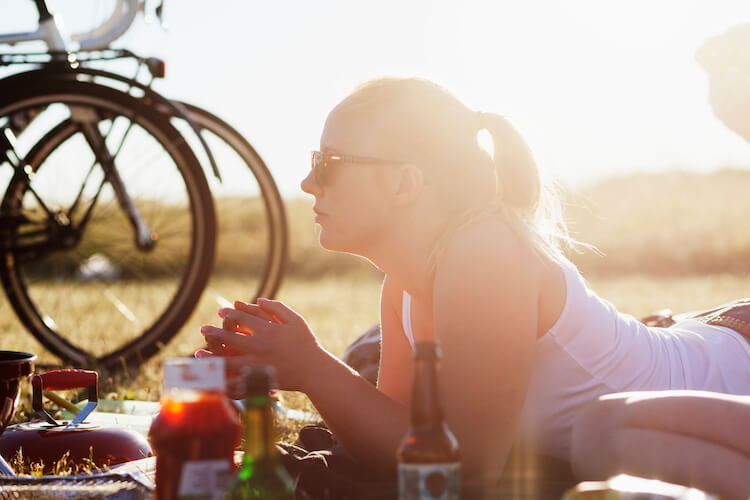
[401,257,750,460]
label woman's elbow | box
[570,396,628,480]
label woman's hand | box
[197,298,328,394]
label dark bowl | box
[0,351,36,437]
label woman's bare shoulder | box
[435,211,542,279]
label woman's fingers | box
[199,298,314,392]
[194,348,214,359]
[222,316,237,331]
[256,298,300,323]
[234,300,279,323]
[218,308,278,336]
[201,325,270,353]
[203,330,225,355]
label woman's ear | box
[392,164,425,206]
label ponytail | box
[475,112,572,260]
[478,112,540,222]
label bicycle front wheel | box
[0,79,216,370]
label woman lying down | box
[199,22,750,500]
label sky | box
[3,0,750,198]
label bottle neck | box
[410,357,444,428]
[242,395,275,461]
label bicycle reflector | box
[146,58,166,79]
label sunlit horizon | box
[2,0,750,198]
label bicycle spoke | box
[31,246,147,326]
[1,128,55,217]
[76,176,108,233]
[206,289,233,308]
[110,114,190,175]
[103,289,141,327]
[67,141,105,222]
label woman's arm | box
[571,391,750,500]
[299,275,414,472]
[431,216,541,484]
[201,280,412,474]
[299,346,409,473]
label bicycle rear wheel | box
[0,79,216,370]
[171,102,287,304]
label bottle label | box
[177,459,231,500]
[164,357,226,391]
[398,462,461,500]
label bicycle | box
[0,0,288,371]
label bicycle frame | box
[0,0,141,51]
[0,0,224,270]
[0,0,222,180]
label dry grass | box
[8,448,109,476]
[564,169,750,276]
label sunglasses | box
[310,151,402,185]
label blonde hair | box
[333,77,572,261]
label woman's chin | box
[317,230,337,250]
[318,230,351,253]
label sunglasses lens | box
[311,151,331,185]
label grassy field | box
[2,168,750,444]
[563,168,750,276]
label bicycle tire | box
[0,78,216,370]
[169,102,287,304]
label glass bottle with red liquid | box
[149,357,241,500]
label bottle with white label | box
[397,340,461,500]
[149,357,241,500]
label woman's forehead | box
[320,106,398,156]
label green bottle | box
[226,366,295,500]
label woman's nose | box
[300,168,321,196]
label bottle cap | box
[163,357,226,391]
[240,365,277,395]
[414,340,441,360]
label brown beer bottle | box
[397,340,460,500]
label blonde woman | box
[199,77,750,489]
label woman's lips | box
[313,207,327,222]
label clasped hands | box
[196,298,324,397]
